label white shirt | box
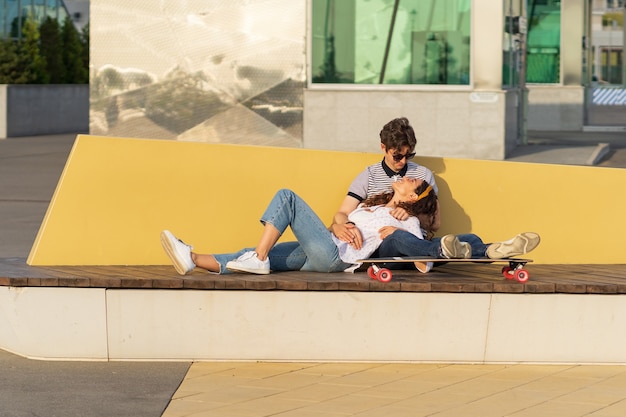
[332,205,424,265]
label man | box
[330,117,439,250]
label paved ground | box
[1,132,626,417]
[0,349,190,417]
[163,362,626,417]
[507,130,626,167]
[0,134,191,417]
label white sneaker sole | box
[414,261,433,273]
[225,262,270,275]
[487,232,541,259]
[160,231,194,275]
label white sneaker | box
[440,234,471,259]
[414,261,434,273]
[160,230,195,275]
[226,251,270,275]
[486,232,541,259]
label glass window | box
[502,1,523,88]
[311,0,471,85]
[1,0,69,39]
[601,48,623,84]
[526,0,561,83]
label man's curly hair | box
[379,117,417,152]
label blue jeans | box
[376,230,489,269]
[212,189,352,274]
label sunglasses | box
[392,152,416,162]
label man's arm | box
[329,195,363,249]
[331,195,360,226]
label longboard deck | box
[357,257,533,283]
[357,257,532,264]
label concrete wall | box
[526,85,585,131]
[303,89,515,160]
[504,89,522,152]
[3,286,626,363]
[0,84,89,138]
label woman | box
[160,177,470,275]
[367,181,541,272]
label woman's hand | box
[331,223,363,249]
[389,206,409,221]
[378,226,398,240]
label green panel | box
[311,0,470,85]
[526,1,561,83]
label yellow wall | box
[28,135,626,265]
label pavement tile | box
[271,409,350,417]
[355,378,445,400]
[506,400,604,417]
[298,392,398,415]
[271,381,364,402]
[296,362,383,377]
[177,384,281,404]
[586,399,626,416]
[241,371,336,390]
[161,398,229,417]
[206,397,314,417]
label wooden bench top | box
[1,258,625,294]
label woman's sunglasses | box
[392,152,416,162]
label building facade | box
[0,0,79,38]
[89,1,624,160]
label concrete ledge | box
[2,286,626,364]
[3,261,625,363]
[0,286,108,360]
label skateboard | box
[357,257,533,283]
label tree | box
[16,16,48,83]
[61,17,88,84]
[39,17,65,83]
[10,16,27,40]
[0,15,89,84]
[80,23,90,80]
[0,39,23,83]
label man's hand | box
[389,206,409,221]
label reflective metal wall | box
[90,0,305,146]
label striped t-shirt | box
[347,159,438,202]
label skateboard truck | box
[501,260,530,282]
[367,264,393,283]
